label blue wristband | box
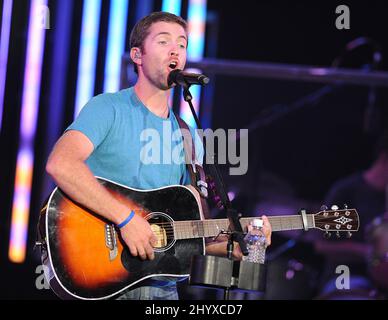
[117,210,135,229]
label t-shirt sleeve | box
[66,94,115,149]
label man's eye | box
[179,44,186,49]
[159,40,167,45]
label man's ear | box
[130,48,142,66]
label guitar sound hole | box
[146,212,175,252]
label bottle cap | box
[252,218,263,228]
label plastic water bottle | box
[242,218,267,264]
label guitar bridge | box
[105,224,118,261]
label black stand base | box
[189,255,267,299]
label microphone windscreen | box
[167,69,182,87]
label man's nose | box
[170,45,179,57]
[170,50,178,57]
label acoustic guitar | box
[37,177,359,300]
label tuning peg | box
[346,231,352,239]
[320,205,328,211]
[331,205,339,211]
[324,231,331,239]
[336,231,341,238]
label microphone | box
[168,69,210,87]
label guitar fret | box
[197,220,202,237]
[199,220,204,237]
[187,222,192,238]
[204,222,211,238]
[206,221,218,238]
[192,221,198,238]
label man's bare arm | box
[46,130,156,260]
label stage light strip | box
[9,0,48,263]
[180,0,207,127]
[186,0,206,62]
[162,0,181,15]
[161,0,182,106]
[103,0,129,93]
[0,0,13,130]
[74,0,102,117]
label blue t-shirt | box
[67,87,203,189]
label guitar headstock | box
[313,205,359,238]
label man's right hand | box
[119,214,157,260]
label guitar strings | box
[146,217,352,228]
[133,216,355,236]
[148,221,354,237]
[143,216,353,223]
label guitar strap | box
[174,112,210,219]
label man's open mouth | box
[168,61,178,70]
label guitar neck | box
[173,215,315,240]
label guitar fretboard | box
[172,215,314,240]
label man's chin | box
[150,76,171,91]
[156,84,171,91]
[161,75,175,90]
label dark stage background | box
[0,0,387,299]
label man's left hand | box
[232,215,272,260]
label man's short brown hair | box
[130,11,188,73]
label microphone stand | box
[180,83,249,300]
